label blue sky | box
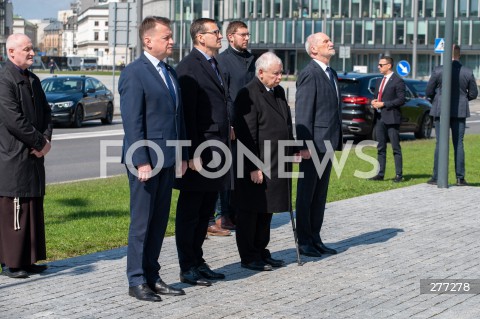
[11,0,72,19]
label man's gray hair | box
[255,52,282,76]
[6,33,30,50]
[305,33,318,55]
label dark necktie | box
[159,62,177,106]
[209,57,223,85]
[325,66,336,91]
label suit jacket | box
[118,53,187,169]
[233,77,295,213]
[373,72,405,125]
[295,60,342,154]
[174,48,231,192]
[426,60,478,118]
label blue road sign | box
[434,38,445,53]
[396,60,410,77]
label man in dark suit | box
[234,52,295,271]
[210,20,256,235]
[426,44,478,186]
[370,56,406,182]
[174,18,231,286]
[118,16,187,302]
[295,32,342,258]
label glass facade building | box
[145,0,480,78]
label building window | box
[461,21,470,45]
[94,32,99,41]
[385,21,394,44]
[473,21,480,45]
[344,21,352,44]
[105,21,108,26]
[105,32,108,41]
[94,21,99,26]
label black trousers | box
[295,156,332,247]
[175,190,218,272]
[126,166,173,287]
[235,210,273,264]
[375,118,403,177]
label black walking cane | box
[288,158,304,266]
[289,208,303,266]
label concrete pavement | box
[1,183,479,318]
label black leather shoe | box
[263,257,285,267]
[298,245,322,257]
[369,175,384,181]
[180,267,212,286]
[426,178,437,185]
[457,178,469,186]
[197,263,225,279]
[24,263,48,273]
[393,175,403,183]
[2,267,29,279]
[128,283,162,302]
[314,242,338,255]
[149,279,185,296]
[241,260,273,271]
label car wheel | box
[72,104,84,128]
[101,103,113,125]
[415,113,432,139]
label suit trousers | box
[126,165,174,287]
[432,117,466,179]
[375,117,403,177]
[235,210,273,264]
[175,190,218,272]
[296,156,333,246]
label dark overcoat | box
[0,60,52,197]
[174,48,232,192]
[233,77,295,213]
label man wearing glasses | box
[174,18,231,287]
[207,21,256,236]
[370,56,406,182]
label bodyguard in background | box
[234,52,294,271]
[295,32,342,258]
[119,16,187,302]
[0,34,52,279]
[426,44,478,186]
[175,18,230,287]
[370,56,406,182]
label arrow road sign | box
[396,60,411,77]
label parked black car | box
[338,73,432,140]
[41,75,114,127]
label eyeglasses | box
[378,63,389,67]
[234,33,250,38]
[201,29,221,37]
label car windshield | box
[42,79,83,93]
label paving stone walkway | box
[1,183,479,319]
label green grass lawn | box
[44,135,480,261]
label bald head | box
[6,34,34,70]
